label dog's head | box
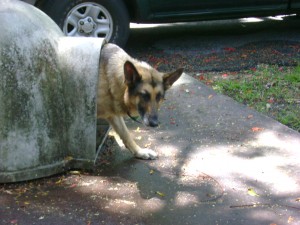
[124,61,183,127]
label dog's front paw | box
[135,148,158,160]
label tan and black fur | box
[97,43,183,159]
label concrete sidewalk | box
[1,74,300,225]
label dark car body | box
[127,0,300,22]
[22,0,300,46]
[24,0,300,23]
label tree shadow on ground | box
[1,120,299,225]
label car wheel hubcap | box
[64,3,113,40]
[78,16,96,34]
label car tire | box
[40,0,130,47]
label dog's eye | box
[140,92,150,101]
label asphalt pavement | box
[1,73,300,225]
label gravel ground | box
[126,17,300,73]
[127,40,300,73]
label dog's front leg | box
[107,116,158,160]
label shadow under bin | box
[0,0,109,183]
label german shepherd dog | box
[97,43,183,159]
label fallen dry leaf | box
[170,118,176,125]
[69,184,77,188]
[288,216,294,223]
[247,115,253,119]
[144,143,151,148]
[251,127,264,132]
[198,75,205,81]
[69,171,81,175]
[55,179,62,184]
[39,191,48,196]
[206,193,215,198]
[224,47,236,52]
[64,156,73,162]
[10,220,18,224]
[4,190,13,195]
[247,188,260,197]
[205,80,214,85]
[156,191,165,197]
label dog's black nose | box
[149,120,158,127]
[147,115,158,127]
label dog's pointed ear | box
[163,68,184,90]
[124,61,141,86]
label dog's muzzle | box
[144,115,158,127]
